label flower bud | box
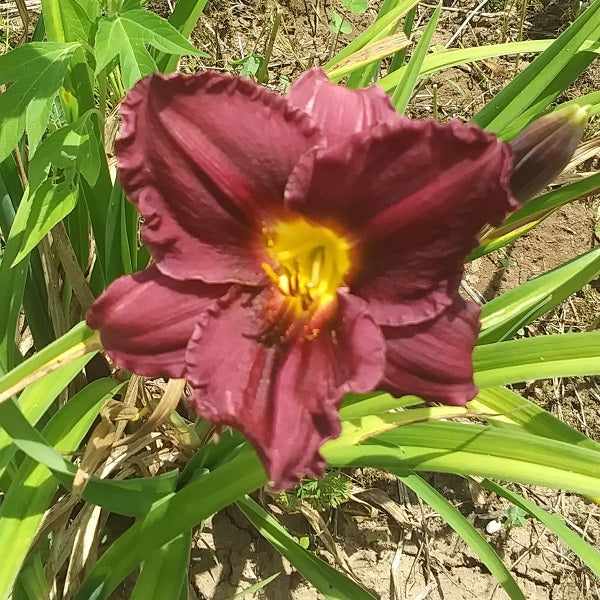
[509,104,590,203]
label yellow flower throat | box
[262,218,352,327]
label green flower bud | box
[509,104,590,203]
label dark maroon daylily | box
[87,68,517,489]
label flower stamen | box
[261,218,352,342]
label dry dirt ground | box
[175,2,600,599]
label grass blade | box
[473,331,600,388]
[237,495,377,600]
[472,1,600,133]
[130,532,191,599]
[391,2,441,114]
[74,449,266,600]
[0,321,100,404]
[479,247,600,343]
[0,378,121,600]
[324,421,600,497]
[470,387,600,452]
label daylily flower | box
[87,68,517,489]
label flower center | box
[260,218,352,341]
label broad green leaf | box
[0,157,53,356]
[343,0,369,14]
[332,406,469,449]
[396,473,525,600]
[473,331,600,388]
[0,42,79,159]
[391,1,441,113]
[482,479,600,577]
[9,112,103,266]
[94,9,206,89]
[12,181,78,267]
[330,12,352,35]
[472,1,600,132]
[61,0,99,45]
[470,387,600,453]
[0,378,121,600]
[498,89,600,140]
[324,421,600,497]
[74,450,266,600]
[237,495,376,600]
[479,247,600,343]
[27,111,102,191]
[14,553,50,600]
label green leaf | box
[130,532,191,600]
[12,181,78,267]
[28,111,102,191]
[470,172,600,260]
[473,331,600,388]
[342,0,369,14]
[0,190,28,372]
[61,0,99,45]
[482,479,600,576]
[230,572,281,599]
[0,321,99,404]
[391,1,441,113]
[470,387,600,453]
[339,392,422,420]
[0,378,121,600]
[472,0,600,133]
[15,553,50,600]
[329,12,352,35]
[74,450,266,600]
[376,39,555,92]
[506,506,528,527]
[94,9,206,89]
[237,495,376,600]
[498,90,600,141]
[324,421,600,497]
[325,0,419,72]
[396,473,525,600]
[479,247,600,343]
[0,354,93,480]
[0,42,79,160]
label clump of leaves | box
[279,471,352,512]
[506,506,528,527]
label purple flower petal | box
[286,119,516,325]
[86,266,228,378]
[117,72,323,285]
[287,68,399,144]
[381,298,481,406]
[185,289,384,489]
